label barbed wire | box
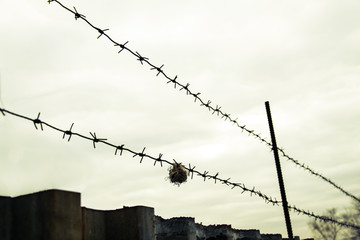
[288,205,359,229]
[47,0,360,204]
[1,106,360,230]
[0,107,279,205]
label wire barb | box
[201,100,212,110]
[96,28,109,39]
[115,144,125,156]
[188,163,195,179]
[115,41,129,53]
[166,76,178,89]
[33,112,43,130]
[136,147,146,163]
[89,132,107,148]
[63,123,74,141]
[153,153,163,166]
[193,93,201,102]
[73,7,85,20]
[151,64,164,76]
[179,83,191,95]
[135,52,149,65]
[212,105,221,116]
[213,173,219,184]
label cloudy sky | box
[1,0,360,238]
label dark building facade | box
[0,189,313,240]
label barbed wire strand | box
[46,0,360,204]
[0,107,279,205]
[1,107,359,230]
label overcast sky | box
[1,0,360,238]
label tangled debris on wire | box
[168,161,188,186]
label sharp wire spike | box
[135,52,149,64]
[115,41,129,53]
[33,112,43,130]
[115,144,125,156]
[63,123,74,141]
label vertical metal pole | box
[265,101,293,240]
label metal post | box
[265,101,293,240]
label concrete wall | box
[0,196,12,240]
[82,208,107,240]
[107,206,155,240]
[83,206,155,240]
[2,189,82,240]
[0,190,155,240]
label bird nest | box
[168,162,188,186]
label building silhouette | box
[0,189,313,240]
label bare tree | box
[341,199,360,240]
[308,197,360,240]
[308,208,344,240]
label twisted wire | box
[0,107,278,205]
[288,205,360,229]
[1,107,359,230]
[47,0,360,204]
